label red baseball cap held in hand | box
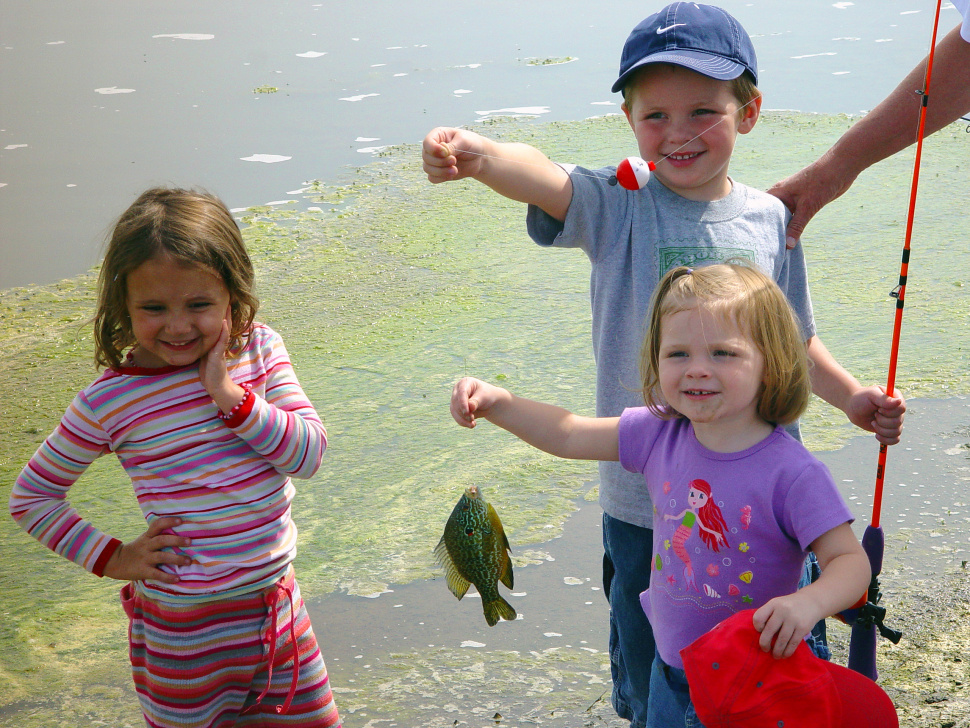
[680,609,898,728]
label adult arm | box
[770,23,970,247]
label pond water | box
[0,0,959,287]
[2,2,970,727]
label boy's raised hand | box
[423,127,487,183]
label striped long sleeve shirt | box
[9,324,326,603]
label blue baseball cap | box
[612,2,758,93]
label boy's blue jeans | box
[602,514,829,728]
[603,514,655,728]
[646,654,701,728]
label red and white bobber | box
[610,156,656,190]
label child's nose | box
[666,117,694,145]
[685,360,710,377]
[164,314,193,335]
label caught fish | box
[434,485,516,626]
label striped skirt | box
[122,568,341,727]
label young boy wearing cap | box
[422,4,905,726]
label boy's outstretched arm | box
[806,336,906,445]
[753,522,870,658]
[423,127,573,222]
[451,377,619,461]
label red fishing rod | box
[846,0,946,681]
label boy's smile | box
[622,64,760,202]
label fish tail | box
[483,595,517,627]
[684,565,698,592]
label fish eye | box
[465,528,475,536]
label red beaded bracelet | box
[218,383,253,421]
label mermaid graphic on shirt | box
[663,478,730,592]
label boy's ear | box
[738,94,762,135]
[621,100,634,130]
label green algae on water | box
[2,111,969,724]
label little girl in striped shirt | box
[9,187,342,727]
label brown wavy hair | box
[639,262,810,426]
[93,187,258,369]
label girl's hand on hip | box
[102,516,193,583]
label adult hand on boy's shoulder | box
[845,385,906,445]
[422,127,486,183]
[769,154,854,250]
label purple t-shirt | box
[618,407,854,669]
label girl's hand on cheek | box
[199,318,232,398]
[199,315,245,415]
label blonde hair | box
[639,262,810,426]
[93,187,258,369]
[729,71,761,118]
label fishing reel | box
[842,574,902,644]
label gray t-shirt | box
[527,167,815,529]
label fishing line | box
[441,94,761,190]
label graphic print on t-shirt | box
[657,245,755,275]
[656,478,755,608]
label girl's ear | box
[737,94,762,135]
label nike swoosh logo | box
[656,23,686,33]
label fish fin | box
[487,503,506,537]
[499,554,514,590]
[483,595,517,627]
[434,539,470,600]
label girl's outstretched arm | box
[451,377,619,461]
[752,522,870,658]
